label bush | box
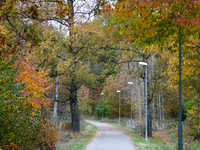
[0,57,58,149]
[95,99,111,119]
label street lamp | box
[178,30,183,150]
[139,61,148,142]
[101,93,104,121]
[128,82,133,131]
[117,90,121,126]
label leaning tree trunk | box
[70,87,80,132]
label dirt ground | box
[151,128,177,144]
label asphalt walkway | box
[84,120,136,150]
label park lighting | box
[101,93,104,121]
[117,90,121,126]
[139,61,148,142]
[128,82,133,131]
[178,30,183,150]
[128,82,133,85]
[139,62,147,66]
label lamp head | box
[139,62,147,66]
[117,90,121,92]
[128,82,133,84]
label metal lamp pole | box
[81,97,83,123]
[101,93,104,121]
[178,30,183,150]
[128,82,133,131]
[117,90,121,126]
[139,62,148,142]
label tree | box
[0,0,107,132]
[102,0,200,137]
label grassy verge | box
[103,121,176,150]
[56,122,97,150]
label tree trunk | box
[159,94,162,128]
[157,95,159,127]
[138,85,141,121]
[52,77,58,126]
[153,97,155,124]
[70,88,80,132]
[67,0,80,132]
[161,86,165,120]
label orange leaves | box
[116,36,121,42]
[125,38,131,45]
[15,51,52,109]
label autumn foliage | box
[0,1,59,148]
[0,48,58,149]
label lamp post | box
[128,82,133,131]
[178,30,183,150]
[117,90,121,126]
[139,62,148,142]
[81,97,84,123]
[101,93,104,121]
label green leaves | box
[155,54,161,58]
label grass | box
[132,136,174,150]
[193,143,200,150]
[56,122,97,150]
[103,120,176,150]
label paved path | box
[84,120,136,150]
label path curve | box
[84,120,136,150]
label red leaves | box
[177,18,200,26]
[177,18,184,25]
[197,18,200,26]
[125,2,129,9]
[174,12,178,17]
[102,4,112,13]
[194,0,200,5]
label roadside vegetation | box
[56,122,97,150]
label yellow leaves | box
[0,24,8,48]
[55,2,70,19]
[142,10,150,18]
[195,139,198,143]
[135,8,140,15]
[59,1,64,7]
